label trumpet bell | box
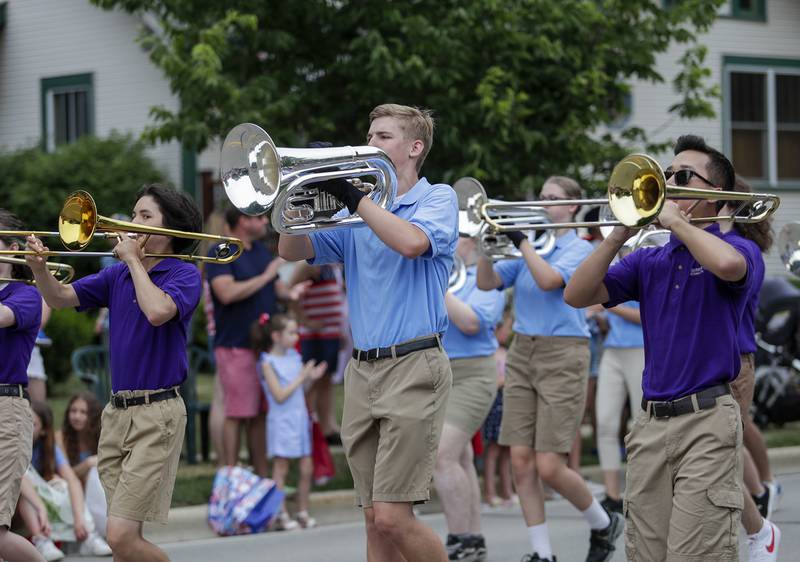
[778,222,800,277]
[608,154,666,228]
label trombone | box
[449,255,467,293]
[0,191,243,264]
[0,256,75,284]
[477,154,780,231]
[454,177,556,259]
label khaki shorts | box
[499,334,590,453]
[446,355,497,435]
[98,390,186,523]
[0,395,33,527]
[731,353,755,417]
[341,346,451,508]
[625,394,742,561]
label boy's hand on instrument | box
[114,234,145,263]
[657,200,689,230]
[25,235,49,270]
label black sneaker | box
[752,481,775,520]
[520,554,557,562]
[600,496,623,515]
[446,533,474,561]
[469,534,487,561]
[586,511,624,562]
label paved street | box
[70,470,799,562]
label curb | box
[148,445,800,544]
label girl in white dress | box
[252,313,326,530]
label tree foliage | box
[91,0,724,196]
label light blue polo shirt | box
[442,266,506,359]
[309,177,458,350]
[604,301,644,348]
[495,230,592,337]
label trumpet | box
[0,256,74,284]
[0,191,243,264]
[478,154,780,231]
[778,222,800,278]
[454,177,556,259]
[220,123,397,234]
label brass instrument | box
[0,191,243,264]
[478,154,780,231]
[778,222,800,277]
[454,177,556,259]
[220,123,397,234]
[449,255,467,293]
[0,256,74,284]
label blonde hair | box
[369,104,435,171]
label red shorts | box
[215,347,267,418]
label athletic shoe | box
[747,520,780,562]
[446,533,475,561]
[295,510,316,529]
[275,511,300,531]
[600,496,623,515]
[470,534,488,561]
[520,554,556,562]
[32,536,65,561]
[78,532,112,556]
[586,511,624,562]
[753,481,776,520]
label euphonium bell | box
[220,123,398,235]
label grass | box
[45,374,800,507]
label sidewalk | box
[144,445,800,545]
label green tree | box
[92,0,723,196]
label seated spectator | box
[55,392,107,537]
[20,401,110,558]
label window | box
[663,1,765,21]
[41,73,94,151]
[724,58,800,187]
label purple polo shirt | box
[73,258,201,392]
[0,282,42,385]
[723,231,765,355]
[603,224,762,401]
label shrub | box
[41,308,97,384]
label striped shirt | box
[298,265,345,340]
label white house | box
[625,0,800,276]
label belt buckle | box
[115,395,128,409]
[652,401,673,419]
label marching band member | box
[27,185,202,562]
[434,236,505,561]
[0,210,46,562]
[722,176,781,561]
[477,177,622,562]
[565,135,760,561]
[279,103,458,562]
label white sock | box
[582,497,612,530]
[527,523,553,559]
[749,519,771,541]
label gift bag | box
[207,466,284,536]
[312,420,335,486]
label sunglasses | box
[664,168,715,188]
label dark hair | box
[251,313,293,354]
[727,175,773,253]
[31,401,57,481]
[224,206,247,231]
[62,392,102,467]
[134,184,203,254]
[673,135,735,190]
[0,209,32,281]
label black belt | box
[353,335,441,362]
[0,384,29,401]
[112,388,178,409]
[641,383,730,419]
